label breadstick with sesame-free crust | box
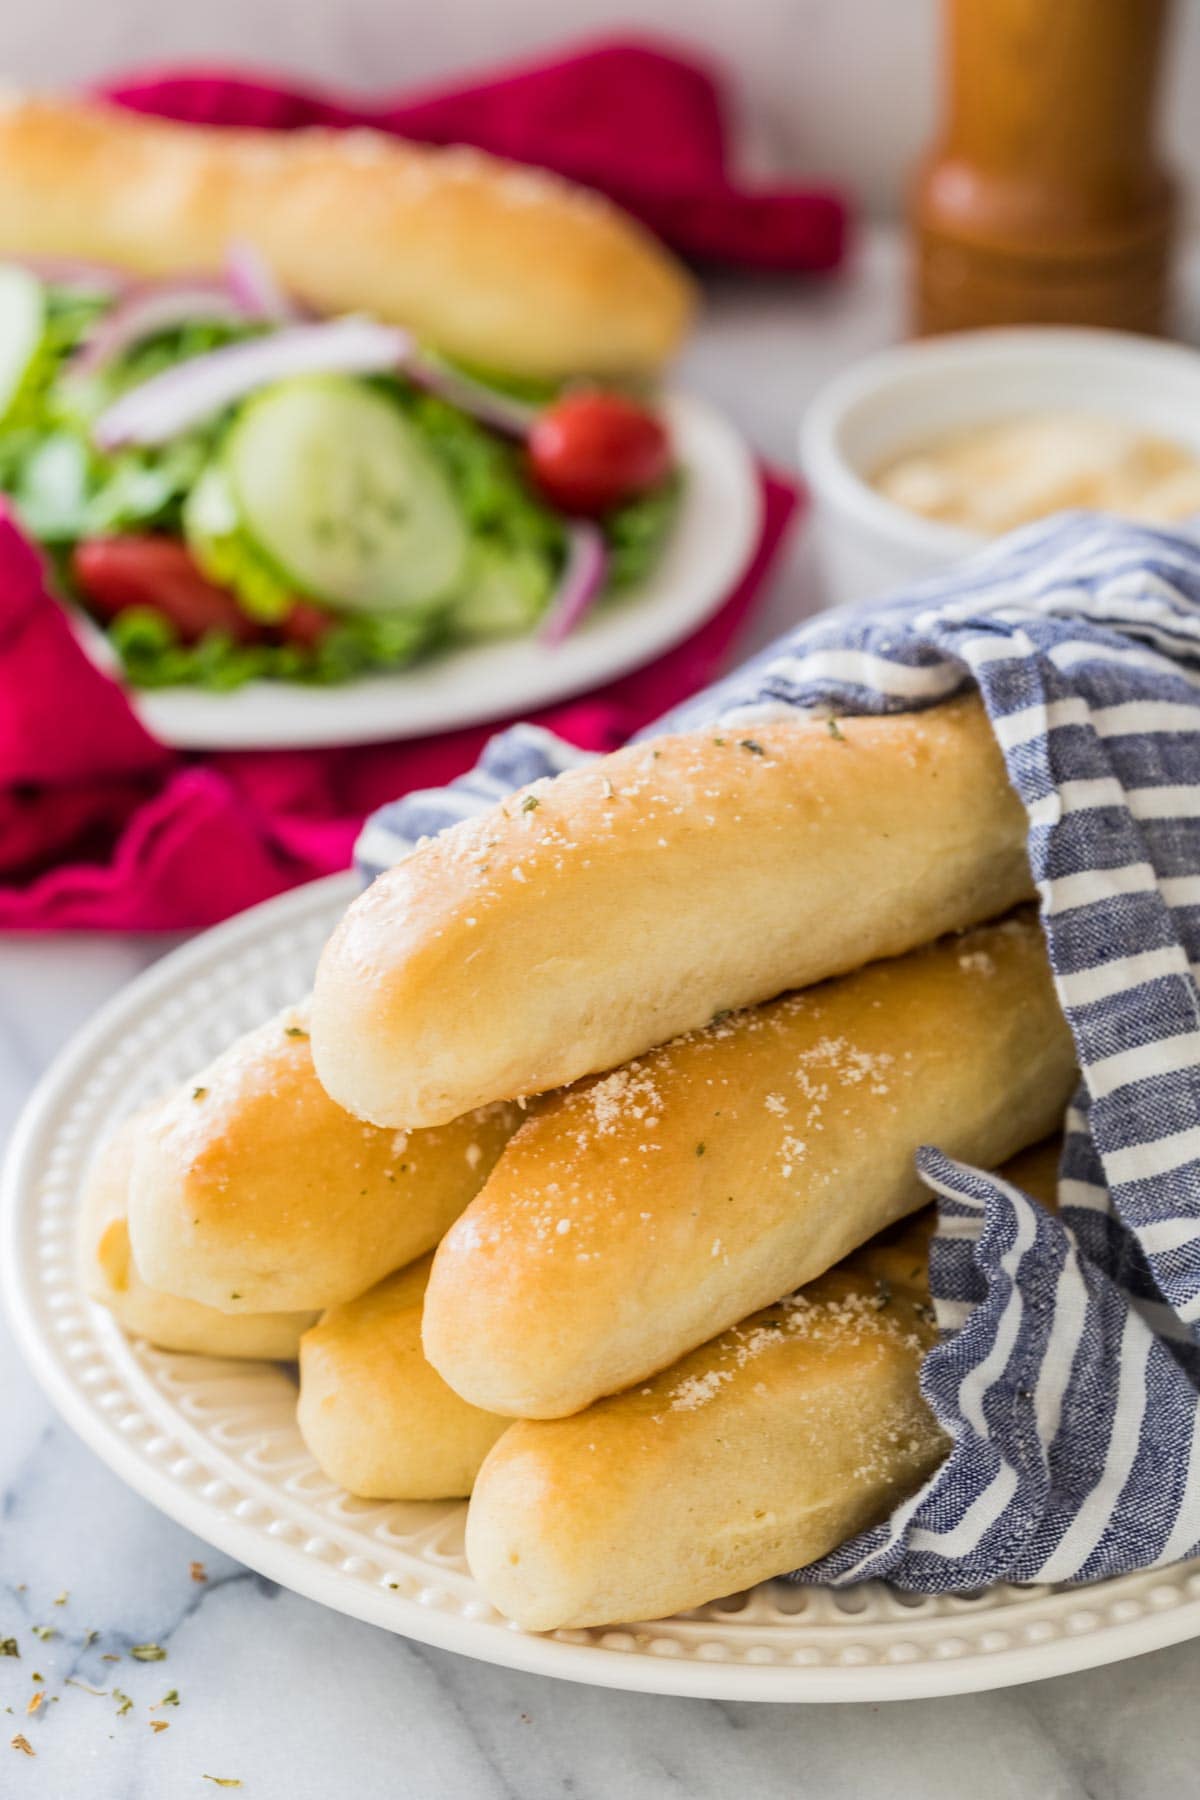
[466,1140,1060,1628]
[126,1002,523,1316]
[467,1217,945,1629]
[0,95,693,382]
[297,1255,507,1501]
[80,1116,317,1360]
[312,697,1034,1130]
[422,913,1075,1418]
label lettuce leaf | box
[0,293,248,542]
[182,463,295,623]
[604,473,683,591]
[109,601,445,692]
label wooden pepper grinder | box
[911,0,1178,336]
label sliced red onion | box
[93,315,414,449]
[71,279,252,380]
[11,255,129,295]
[407,353,538,438]
[540,522,609,647]
[224,240,300,324]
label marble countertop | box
[4,232,1200,1799]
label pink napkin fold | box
[101,38,849,273]
[0,474,798,930]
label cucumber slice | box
[0,266,45,422]
[450,541,554,640]
[223,376,468,614]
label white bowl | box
[798,326,1200,608]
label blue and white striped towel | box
[357,512,1200,1592]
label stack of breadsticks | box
[79,696,1075,1628]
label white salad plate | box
[76,392,761,751]
[6,874,1200,1702]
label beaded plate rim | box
[4,872,1200,1703]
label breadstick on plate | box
[80,1116,316,1360]
[313,697,1034,1128]
[126,1003,522,1315]
[0,96,693,381]
[297,1255,507,1501]
[423,912,1075,1417]
[467,1139,1061,1629]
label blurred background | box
[5,0,1200,220]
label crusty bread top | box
[313,696,1034,1127]
[462,1205,948,1628]
[421,911,1075,1416]
[78,1113,318,1359]
[126,1001,522,1313]
[0,95,695,379]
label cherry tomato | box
[278,600,335,648]
[72,537,263,645]
[528,391,671,516]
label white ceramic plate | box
[6,875,1200,1702]
[74,393,761,750]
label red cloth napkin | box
[0,473,797,930]
[100,38,848,273]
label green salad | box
[0,259,681,690]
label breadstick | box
[312,697,1033,1128]
[297,1256,506,1501]
[127,1002,522,1315]
[467,1141,1060,1628]
[80,1117,316,1360]
[468,1225,941,1629]
[423,913,1074,1417]
[0,95,693,380]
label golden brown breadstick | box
[0,96,693,380]
[467,1211,944,1629]
[297,1256,506,1501]
[466,1141,1061,1628]
[127,1002,522,1315]
[80,1117,316,1360]
[423,913,1075,1417]
[312,697,1033,1129]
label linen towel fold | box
[357,513,1200,1590]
